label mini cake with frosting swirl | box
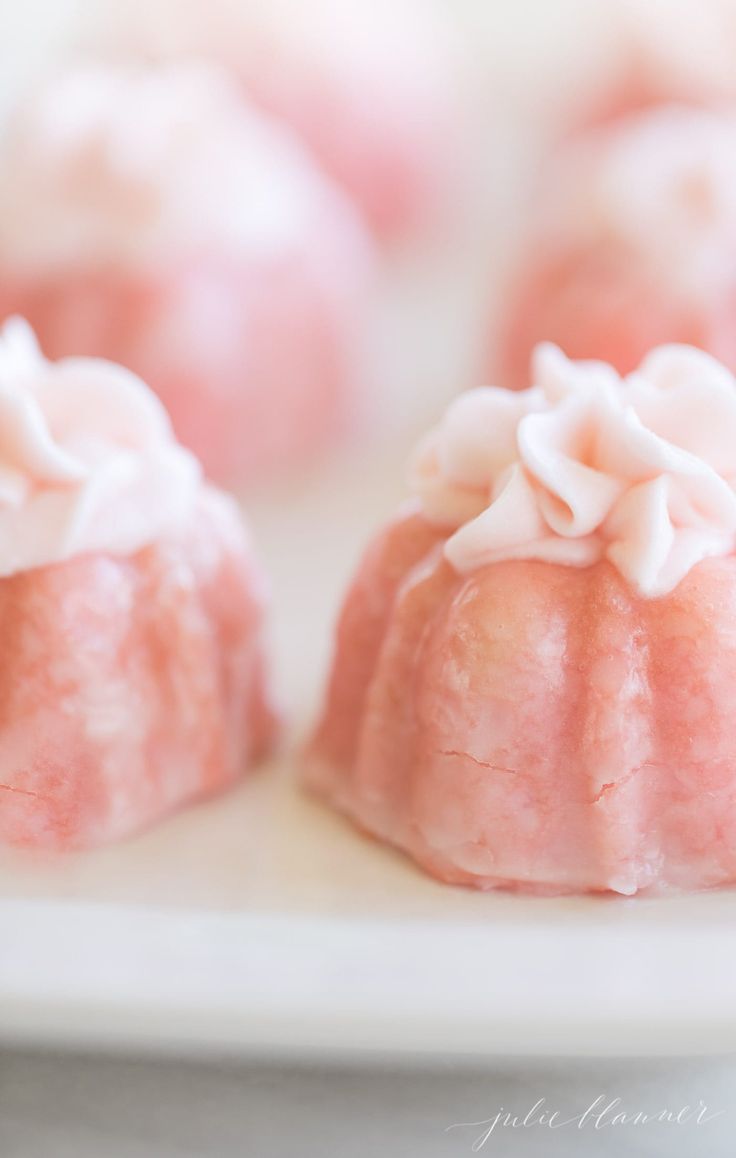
[307,343,736,895]
[0,61,375,486]
[100,0,459,240]
[0,318,277,850]
[495,105,736,390]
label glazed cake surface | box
[1,489,276,849]
[308,342,736,895]
[308,510,736,895]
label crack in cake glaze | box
[412,343,736,596]
[0,317,199,575]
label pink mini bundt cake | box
[582,0,736,130]
[102,0,458,240]
[0,62,374,486]
[495,106,736,390]
[307,342,736,895]
[0,318,277,850]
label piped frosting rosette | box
[0,317,200,575]
[0,60,362,272]
[411,343,736,597]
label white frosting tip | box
[413,345,736,597]
[0,316,200,575]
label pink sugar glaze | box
[0,248,367,488]
[0,488,277,850]
[306,507,736,896]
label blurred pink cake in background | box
[307,342,736,896]
[0,318,277,850]
[98,0,459,240]
[0,61,375,487]
[495,106,736,389]
[583,0,736,129]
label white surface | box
[2,1051,735,1158]
[2,766,736,1060]
[1,444,736,1063]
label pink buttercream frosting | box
[0,60,359,272]
[0,317,200,575]
[411,343,736,597]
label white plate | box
[2,760,736,1061]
